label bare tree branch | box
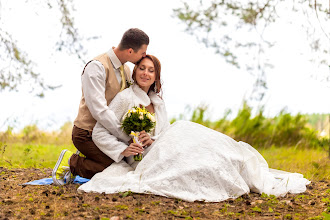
[173,0,329,101]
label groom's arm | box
[82,61,130,143]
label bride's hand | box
[139,130,154,147]
[121,143,144,157]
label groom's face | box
[129,44,148,63]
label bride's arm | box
[96,91,131,143]
[93,121,144,162]
[92,91,132,162]
[92,122,128,162]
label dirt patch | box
[0,167,329,219]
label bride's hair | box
[132,54,162,97]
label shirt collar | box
[107,47,122,69]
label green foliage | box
[115,205,128,210]
[119,191,133,198]
[1,1,89,96]
[251,206,261,213]
[0,120,76,168]
[22,125,43,142]
[121,106,156,135]
[323,211,330,217]
[173,0,329,101]
[306,114,330,138]
[0,142,329,180]
[259,146,330,181]
[171,101,329,149]
[190,104,213,128]
[0,121,74,146]
[0,142,76,168]
[0,105,329,181]
[229,103,268,146]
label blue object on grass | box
[23,175,90,185]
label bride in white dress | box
[77,55,310,202]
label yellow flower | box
[147,113,156,122]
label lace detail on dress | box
[81,121,310,202]
[108,89,131,121]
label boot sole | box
[52,149,68,185]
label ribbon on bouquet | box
[130,131,143,161]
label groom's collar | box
[107,47,122,69]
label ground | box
[0,167,329,220]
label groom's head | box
[118,28,149,63]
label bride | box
[77,55,310,202]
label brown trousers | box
[70,125,114,179]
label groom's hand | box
[121,143,144,157]
[139,131,154,147]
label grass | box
[258,146,330,181]
[1,141,329,181]
[0,103,328,180]
[0,142,76,168]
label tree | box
[0,0,89,97]
[173,0,329,101]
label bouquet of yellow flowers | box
[121,106,156,161]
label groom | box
[52,28,149,185]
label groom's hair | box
[119,28,149,52]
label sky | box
[0,0,329,132]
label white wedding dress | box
[77,84,310,202]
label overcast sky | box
[0,0,329,132]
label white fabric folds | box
[79,120,310,202]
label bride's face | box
[135,58,156,92]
